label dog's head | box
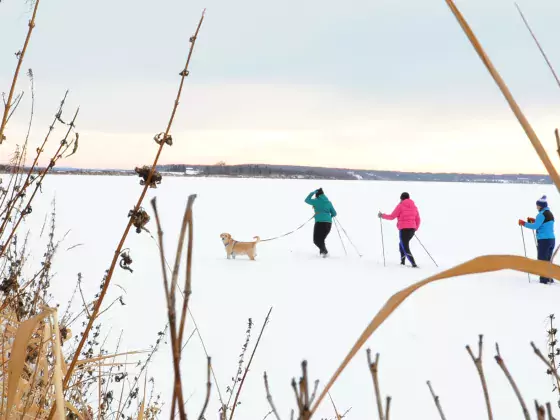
[220,233,231,244]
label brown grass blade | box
[309,255,560,415]
[5,308,52,419]
[443,0,560,191]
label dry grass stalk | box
[197,357,212,420]
[366,350,389,420]
[0,108,79,257]
[531,342,560,384]
[291,361,319,420]
[514,3,560,90]
[426,381,447,420]
[264,372,281,420]
[546,402,556,420]
[444,0,560,189]
[0,0,42,144]
[56,11,206,413]
[494,343,530,420]
[536,401,546,420]
[151,196,197,420]
[229,307,273,419]
[0,91,69,230]
[466,335,493,420]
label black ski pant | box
[313,222,332,254]
[399,228,417,266]
[537,238,555,284]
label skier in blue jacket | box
[519,195,555,284]
[305,188,337,257]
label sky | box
[1,0,560,173]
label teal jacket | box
[305,191,337,223]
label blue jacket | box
[305,191,337,223]
[525,207,555,240]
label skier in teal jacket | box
[305,188,337,257]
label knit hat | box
[400,192,410,200]
[315,188,324,197]
[536,195,548,208]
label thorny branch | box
[494,343,530,420]
[467,335,493,420]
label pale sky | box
[1,0,560,173]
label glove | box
[527,217,535,223]
[378,211,383,218]
[518,219,526,226]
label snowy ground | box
[13,175,560,419]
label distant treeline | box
[0,163,552,184]
[155,163,553,184]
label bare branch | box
[426,381,447,420]
[466,335,493,420]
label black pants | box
[313,222,332,254]
[399,228,417,266]
[537,238,555,284]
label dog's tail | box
[253,236,261,243]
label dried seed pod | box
[134,165,162,188]
[128,208,150,233]
[153,132,173,146]
[119,250,133,273]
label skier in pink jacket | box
[378,192,421,267]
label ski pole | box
[414,235,438,267]
[334,218,348,256]
[520,226,530,283]
[335,218,362,257]
[379,218,386,267]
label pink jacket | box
[381,199,421,230]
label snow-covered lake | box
[15,175,560,419]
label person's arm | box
[415,211,421,231]
[305,191,317,205]
[381,203,401,221]
[524,213,544,230]
[330,203,337,218]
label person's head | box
[315,188,324,198]
[400,192,410,201]
[537,195,548,210]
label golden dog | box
[220,233,260,260]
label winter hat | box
[315,188,324,197]
[536,195,548,208]
[400,192,410,200]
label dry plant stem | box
[514,3,560,90]
[546,402,556,420]
[328,393,341,420]
[0,0,41,144]
[56,10,206,406]
[466,335,493,420]
[494,344,529,420]
[197,357,212,420]
[0,107,79,254]
[366,349,385,420]
[536,401,546,420]
[426,381,447,420]
[0,91,69,223]
[531,342,560,383]
[229,307,273,420]
[264,372,281,420]
[444,0,560,189]
[385,396,391,420]
[177,194,197,346]
[151,198,187,420]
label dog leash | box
[259,216,315,243]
